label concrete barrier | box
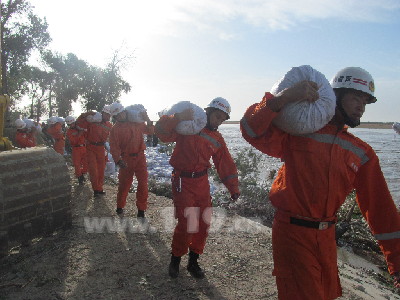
[0,147,71,255]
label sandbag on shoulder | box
[126,104,147,123]
[270,65,336,135]
[86,112,102,123]
[159,101,207,135]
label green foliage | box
[156,142,175,156]
[1,0,51,98]
[1,1,132,120]
[148,176,172,199]
[337,190,380,253]
[211,147,270,206]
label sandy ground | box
[1,172,400,300]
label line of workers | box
[14,67,400,298]
[14,98,236,281]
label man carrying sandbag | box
[241,67,400,299]
[65,116,88,185]
[15,119,38,148]
[76,105,112,197]
[109,103,154,220]
[155,97,240,279]
[47,116,65,155]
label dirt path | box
[1,172,399,299]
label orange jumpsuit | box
[47,123,65,155]
[155,115,239,257]
[241,92,400,300]
[66,126,88,178]
[77,117,112,192]
[109,121,154,211]
[15,130,36,148]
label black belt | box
[178,169,208,178]
[73,144,85,147]
[129,153,138,157]
[290,217,335,230]
[90,142,105,146]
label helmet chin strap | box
[337,101,360,128]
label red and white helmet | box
[206,97,231,118]
[15,118,26,129]
[109,102,125,116]
[330,67,376,103]
[65,116,76,125]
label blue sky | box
[29,0,400,122]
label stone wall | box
[0,147,71,255]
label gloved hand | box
[393,272,400,288]
[231,193,240,201]
[117,160,127,169]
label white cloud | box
[153,0,400,36]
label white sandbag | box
[86,112,102,123]
[23,118,35,128]
[393,122,400,135]
[57,117,65,125]
[161,101,207,135]
[126,104,147,123]
[270,65,336,135]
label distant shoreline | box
[223,121,394,129]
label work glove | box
[231,193,240,201]
[117,160,127,169]
[393,272,400,288]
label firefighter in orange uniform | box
[109,104,154,219]
[77,105,112,196]
[15,119,37,148]
[47,116,65,155]
[240,67,400,299]
[155,97,240,279]
[65,116,88,185]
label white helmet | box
[48,116,59,125]
[102,105,111,115]
[206,97,231,118]
[330,67,376,103]
[109,102,125,116]
[65,115,76,125]
[15,118,26,129]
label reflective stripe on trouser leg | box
[171,175,211,257]
[72,147,87,177]
[134,156,148,211]
[87,146,106,191]
[117,166,135,209]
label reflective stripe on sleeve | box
[240,117,257,138]
[98,123,111,131]
[303,133,370,165]
[221,174,238,183]
[199,132,221,148]
[375,231,400,241]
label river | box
[219,124,400,205]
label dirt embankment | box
[1,170,400,300]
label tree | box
[1,0,51,104]
[41,51,87,117]
[23,66,55,121]
[81,48,132,112]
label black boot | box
[187,251,205,279]
[137,210,145,218]
[78,175,84,185]
[169,255,181,278]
